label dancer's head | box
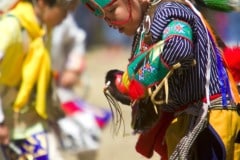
[33,0,78,28]
[82,0,150,36]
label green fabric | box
[203,0,234,11]
[127,41,169,87]
[162,20,192,41]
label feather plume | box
[223,46,240,83]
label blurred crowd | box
[0,1,115,160]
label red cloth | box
[223,46,240,83]
[61,101,83,115]
[128,79,146,100]
[135,112,174,160]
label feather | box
[223,46,240,83]
[128,79,146,100]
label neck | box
[130,1,160,59]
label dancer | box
[0,0,77,159]
[81,0,240,159]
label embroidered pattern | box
[162,20,192,41]
[128,41,168,87]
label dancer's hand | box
[60,70,79,88]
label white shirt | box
[51,13,87,73]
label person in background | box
[51,8,112,156]
[51,10,87,90]
[0,0,77,159]
[80,0,240,160]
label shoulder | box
[154,1,194,19]
[150,2,196,41]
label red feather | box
[223,46,240,83]
[128,79,146,100]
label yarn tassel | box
[223,46,240,104]
[223,46,240,83]
[128,79,146,100]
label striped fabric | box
[149,2,224,111]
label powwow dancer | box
[0,0,77,159]
[81,0,240,159]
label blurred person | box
[51,8,112,156]
[80,0,240,160]
[0,0,77,159]
[51,11,87,90]
[50,9,97,152]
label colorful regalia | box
[82,0,240,160]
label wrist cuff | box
[127,41,169,87]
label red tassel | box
[223,46,240,83]
[128,79,146,100]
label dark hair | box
[43,0,58,7]
[23,0,77,10]
[23,0,59,7]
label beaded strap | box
[162,20,193,41]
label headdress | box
[81,0,113,17]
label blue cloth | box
[192,124,226,160]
